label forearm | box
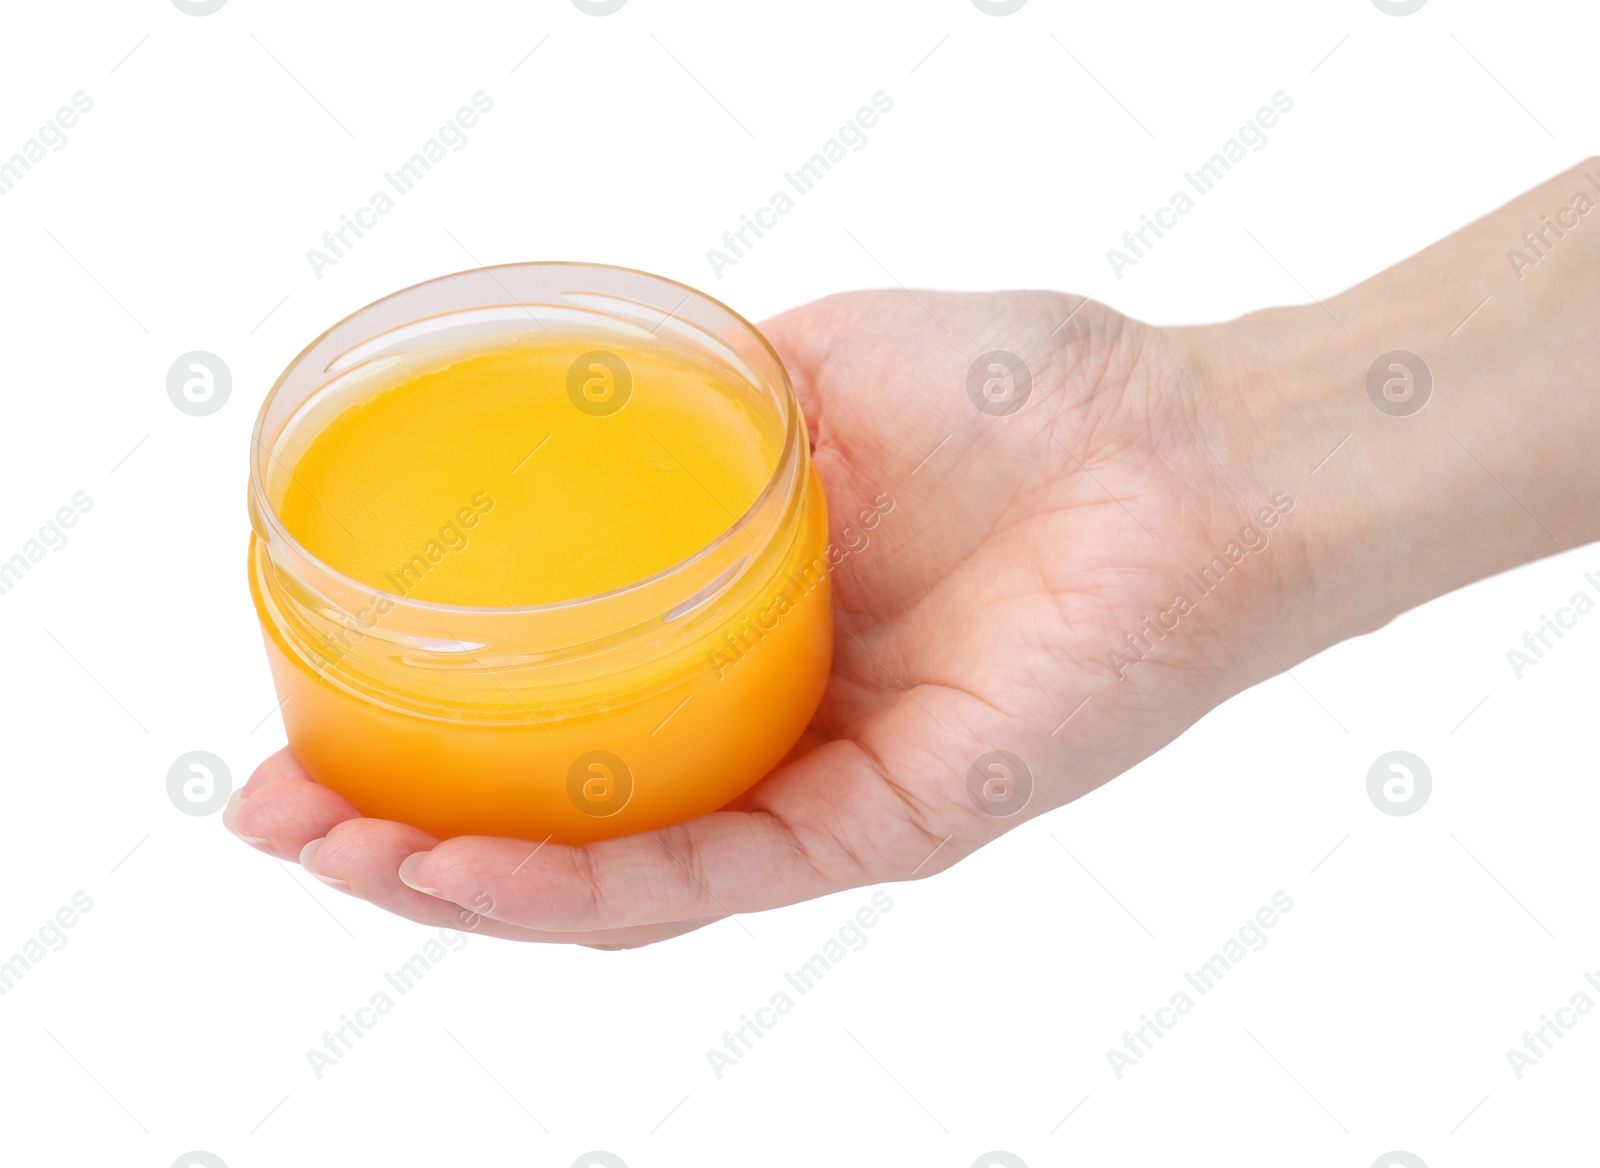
[1185,157,1600,660]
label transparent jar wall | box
[248,264,833,843]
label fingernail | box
[221,790,269,846]
[398,852,440,896]
[299,837,349,889]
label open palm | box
[230,287,1300,947]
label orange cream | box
[248,264,831,843]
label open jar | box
[247,263,832,844]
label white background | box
[0,1,1595,1165]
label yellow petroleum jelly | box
[252,332,833,844]
[280,342,777,606]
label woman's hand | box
[227,156,1600,947]
[226,281,1310,948]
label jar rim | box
[248,260,805,618]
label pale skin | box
[227,158,1600,948]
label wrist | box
[1178,157,1600,666]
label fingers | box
[225,742,363,857]
[239,746,314,798]
[302,817,716,948]
[225,748,361,862]
[390,813,804,933]
[226,750,725,948]
[757,300,838,433]
[229,735,960,945]
[393,741,949,934]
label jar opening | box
[249,262,803,617]
[247,263,817,719]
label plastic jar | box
[247,263,832,844]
